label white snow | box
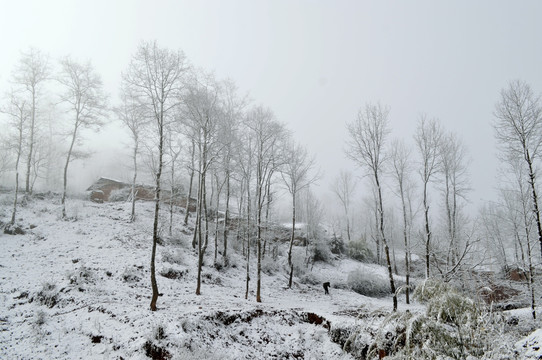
[1,195,540,359]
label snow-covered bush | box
[329,234,346,255]
[355,278,517,359]
[347,238,374,262]
[34,282,59,308]
[162,249,184,265]
[261,255,280,275]
[67,264,96,286]
[121,266,142,283]
[347,268,390,297]
[299,271,320,286]
[311,236,333,263]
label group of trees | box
[337,80,542,315]
[0,41,319,311]
[2,43,541,316]
[0,48,106,224]
[341,103,472,311]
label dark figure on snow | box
[323,282,330,295]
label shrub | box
[121,266,142,283]
[299,272,321,286]
[329,234,346,255]
[35,282,59,308]
[162,249,184,265]
[347,268,390,297]
[67,265,95,286]
[261,256,280,275]
[347,238,374,262]
[312,237,333,263]
[160,268,186,280]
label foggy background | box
[1,0,542,214]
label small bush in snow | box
[413,277,454,303]
[311,237,333,263]
[34,310,47,327]
[35,282,59,308]
[299,271,320,286]
[162,249,184,265]
[347,238,374,262]
[160,268,186,280]
[67,265,95,286]
[347,268,390,297]
[121,266,141,283]
[329,234,346,255]
[261,256,280,275]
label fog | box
[1,0,542,216]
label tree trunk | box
[223,171,230,266]
[62,122,78,219]
[400,186,410,304]
[288,191,296,288]
[184,140,195,226]
[526,154,542,259]
[150,114,164,311]
[130,138,138,222]
[245,181,252,300]
[25,87,36,195]
[375,172,397,312]
[256,179,263,302]
[423,180,431,279]
[169,154,175,236]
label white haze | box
[1,0,542,214]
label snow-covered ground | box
[0,195,541,359]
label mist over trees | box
[1,42,542,316]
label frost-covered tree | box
[1,92,29,227]
[246,106,287,301]
[414,115,442,278]
[180,72,223,296]
[438,131,470,270]
[281,140,318,290]
[115,86,148,222]
[346,102,397,311]
[331,170,357,244]
[390,139,415,303]
[57,56,107,220]
[494,80,542,258]
[123,40,188,311]
[12,47,50,195]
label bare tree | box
[390,139,414,304]
[123,40,188,311]
[219,80,246,266]
[439,131,470,268]
[234,128,255,299]
[166,132,182,236]
[12,47,50,195]
[512,160,537,319]
[57,57,107,219]
[115,87,148,222]
[246,106,287,301]
[346,102,397,311]
[180,72,223,296]
[1,92,29,227]
[331,170,357,244]
[414,115,442,278]
[281,140,318,289]
[494,80,542,258]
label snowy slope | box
[1,195,541,359]
[0,196,404,359]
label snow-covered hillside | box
[1,195,541,359]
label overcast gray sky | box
[1,0,542,212]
